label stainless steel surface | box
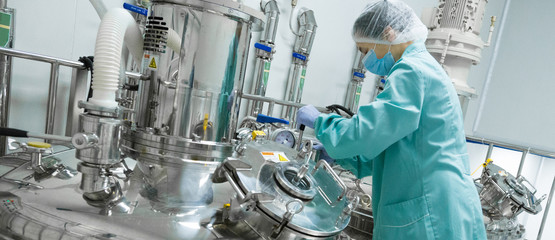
[0,7,13,156]
[486,143,493,160]
[282,9,317,122]
[122,128,232,212]
[249,0,279,116]
[71,132,99,150]
[45,63,60,136]
[223,140,351,238]
[133,2,263,143]
[345,50,366,113]
[77,162,110,193]
[74,114,122,165]
[0,146,372,239]
[260,0,279,44]
[537,176,554,240]
[478,163,542,220]
[65,68,89,137]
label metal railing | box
[0,47,142,140]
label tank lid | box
[152,0,265,31]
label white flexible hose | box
[89,8,143,108]
[167,29,182,54]
[89,0,107,18]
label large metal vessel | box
[122,0,265,213]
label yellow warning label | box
[149,57,157,69]
[278,154,289,162]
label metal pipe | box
[345,50,366,113]
[466,136,555,159]
[45,63,59,135]
[260,0,279,44]
[66,68,90,137]
[242,93,304,109]
[516,148,529,177]
[0,47,85,69]
[0,5,14,156]
[248,0,279,116]
[537,176,555,240]
[125,71,142,79]
[485,143,493,161]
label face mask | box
[362,46,395,76]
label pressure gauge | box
[271,129,296,148]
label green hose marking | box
[354,85,362,107]
[263,61,271,86]
[299,68,306,91]
[0,12,12,47]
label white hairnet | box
[352,0,428,45]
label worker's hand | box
[296,105,320,129]
[313,143,334,164]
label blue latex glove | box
[313,143,335,164]
[296,105,320,129]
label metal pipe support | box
[537,176,555,240]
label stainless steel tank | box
[213,139,356,239]
[122,0,264,213]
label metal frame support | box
[45,63,60,136]
[66,68,90,137]
[516,148,529,177]
[537,176,555,240]
[485,143,494,161]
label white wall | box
[4,0,554,239]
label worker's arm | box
[314,59,426,160]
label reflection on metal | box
[475,162,546,239]
[214,140,353,239]
[282,9,317,123]
[249,0,280,116]
[345,50,366,113]
[124,0,264,213]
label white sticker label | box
[143,54,159,71]
[260,151,290,163]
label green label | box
[299,68,306,91]
[354,85,362,106]
[0,12,11,47]
[263,62,271,86]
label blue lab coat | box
[314,42,486,239]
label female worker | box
[297,0,487,239]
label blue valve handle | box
[256,114,289,125]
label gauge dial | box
[271,129,296,148]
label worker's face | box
[356,42,390,59]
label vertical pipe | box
[516,148,529,177]
[45,63,60,136]
[66,68,89,137]
[0,1,13,155]
[537,176,555,240]
[485,143,494,161]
